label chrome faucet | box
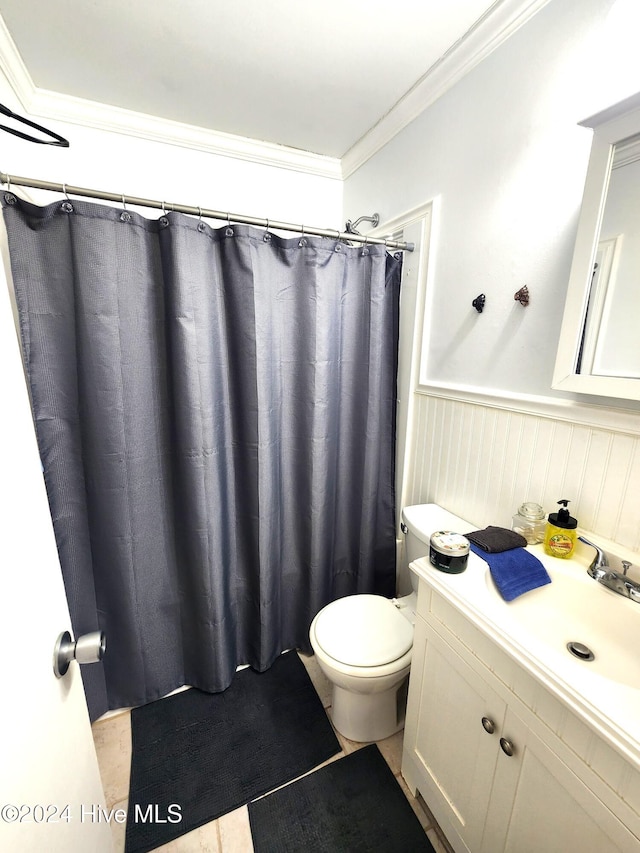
[579,536,640,603]
[578,536,609,579]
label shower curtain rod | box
[0,171,414,252]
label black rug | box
[248,744,437,852]
[125,651,341,853]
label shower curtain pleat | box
[2,194,401,720]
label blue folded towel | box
[469,543,551,601]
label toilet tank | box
[400,504,436,593]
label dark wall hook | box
[472,294,486,313]
[514,285,529,306]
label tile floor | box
[92,652,452,853]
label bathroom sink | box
[407,504,640,768]
[484,560,640,688]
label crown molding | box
[341,0,552,178]
[0,16,341,181]
[0,12,32,105]
[33,90,343,179]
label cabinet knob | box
[500,737,515,757]
[481,716,496,734]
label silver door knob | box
[53,630,106,678]
[500,737,515,757]
[481,717,496,734]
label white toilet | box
[309,505,432,742]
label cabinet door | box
[407,618,507,853]
[482,707,640,853]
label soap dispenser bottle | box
[544,499,578,559]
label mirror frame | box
[553,91,640,401]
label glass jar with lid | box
[512,502,546,545]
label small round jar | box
[512,501,546,545]
[429,531,470,574]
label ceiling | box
[0,0,503,159]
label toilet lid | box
[314,594,413,667]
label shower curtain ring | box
[225,212,234,237]
[263,218,271,242]
[197,206,206,233]
[4,174,14,202]
[59,182,74,213]
[362,234,369,256]
[298,224,307,247]
[119,194,132,222]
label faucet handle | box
[622,560,632,576]
[578,536,609,575]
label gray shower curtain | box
[2,193,401,720]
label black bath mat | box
[248,744,436,852]
[125,651,340,853]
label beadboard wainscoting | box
[404,389,640,555]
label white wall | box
[344,0,640,553]
[0,77,342,230]
[405,393,640,557]
[345,0,639,402]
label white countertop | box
[409,504,640,769]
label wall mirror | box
[553,92,640,401]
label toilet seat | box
[313,594,413,667]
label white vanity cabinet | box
[402,581,640,853]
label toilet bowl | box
[310,593,414,742]
[309,505,432,742]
